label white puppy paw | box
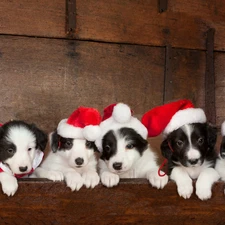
[177,182,193,199]
[65,172,84,191]
[1,176,18,196]
[83,171,100,188]
[101,171,119,187]
[47,171,64,182]
[148,170,168,189]
[196,186,212,200]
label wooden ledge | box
[0,179,225,224]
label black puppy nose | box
[188,159,199,165]
[113,162,122,170]
[19,166,28,172]
[75,158,84,166]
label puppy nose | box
[19,166,28,172]
[75,157,84,166]
[188,159,199,165]
[113,162,122,170]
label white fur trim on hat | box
[83,125,101,142]
[221,121,225,136]
[57,119,83,139]
[95,116,148,151]
[112,103,132,123]
[164,108,206,135]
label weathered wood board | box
[0,179,224,225]
[1,0,225,51]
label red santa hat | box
[221,121,225,136]
[57,107,101,141]
[95,103,148,150]
[141,99,206,137]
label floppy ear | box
[160,139,173,160]
[220,137,225,158]
[207,123,217,150]
[31,124,48,151]
[50,131,59,153]
[0,127,4,140]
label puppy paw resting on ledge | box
[96,103,168,189]
[142,99,220,201]
[0,121,47,196]
[32,107,101,191]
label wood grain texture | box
[215,52,225,128]
[0,36,164,133]
[1,0,225,51]
[0,179,224,225]
[163,48,205,109]
[76,0,225,50]
[0,0,66,37]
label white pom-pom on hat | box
[112,103,132,123]
[83,125,101,142]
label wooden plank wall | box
[0,0,222,132]
[0,1,225,224]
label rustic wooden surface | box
[215,52,225,127]
[1,0,225,51]
[0,35,165,133]
[0,179,224,225]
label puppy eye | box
[198,137,204,145]
[86,141,93,148]
[176,140,184,148]
[65,141,72,147]
[7,149,14,154]
[105,145,111,152]
[28,148,32,151]
[126,144,134,149]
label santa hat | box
[57,107,101,141]
[95,103,148,150]
[221,121,225,136]
[141,99,206,137]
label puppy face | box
[0,121,47,174]
[220,137,225,158]
[161,123,217,167]
[51,131,97,168]
[101,127,148,174]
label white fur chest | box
[182,161,212,179]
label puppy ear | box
[0,127,4,139]
[160,139,173,160]
[31,124,48,151]
[207,123,217,149]
[220,137,225,158]
[50,131,59,153]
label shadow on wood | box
[0,179,224,225]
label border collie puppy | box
[96,103,168,188]
[32,107,101,191]
[141,99,219,200]
[99,127,168,188]
[215,121,225,184]
[0,120,47,196]
[161,123,219,200]
[33,132,100,191]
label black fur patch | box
[101,127,148,161]
[220,136,225,158]
[0,120,48,161]
[160,123,218,174]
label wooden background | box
[0,0,224,133]
[0,1,225,224]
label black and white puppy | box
[99,127,168,188]
[32,131,100,191]
[215,121,225,184]
[161,123,219,200]
[0,120,47,196]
